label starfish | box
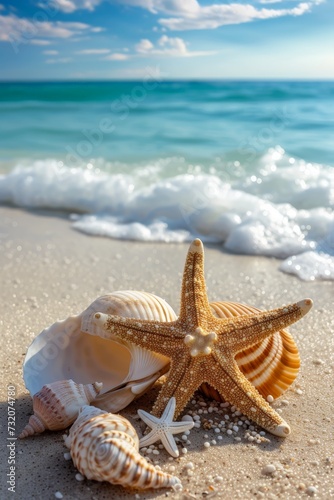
[94,239,313,437]
[137,397,194,458]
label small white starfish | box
[138,397,194,458]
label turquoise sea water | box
[0,81,333,280]
[0,80,333,166]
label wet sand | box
[0,207,333,499]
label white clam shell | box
[23,291,176,412]
[65,405,182,490]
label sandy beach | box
[0,206,333,500]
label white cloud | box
[0,4,5,10]
[120,0,321,30]
[0,13,102,46]
[158,34,187,54]
[135,38,154,53]
[39,0,102,13]
[105,53,130,60]
[119,0,199,15]
[43,49,59,54]
[104,35,217,61]
[46,57,72,63]
[159,2,313,30]
[105,35,216,60]
[134,35,216,57]
[76,48,110,54]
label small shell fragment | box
[262,464,276,475]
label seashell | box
[200,301,300,402]
[19,379,103,438]
[65,405,182,490]
[23,291,175,413]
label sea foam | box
[0,147,333,281]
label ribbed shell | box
[66,406,181,490]
[23,291,175,413]
[200,301,300,401]
[19,379,103,438]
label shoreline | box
[0,207,333,499]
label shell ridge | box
[238,335,281,380]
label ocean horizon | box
[0,80,333,281]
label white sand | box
[0,207,333,499]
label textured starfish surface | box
[94,239,313,437]
[138,397,194,458]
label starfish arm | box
[139,426,180,458]
[209,353,290,437]
[159,431,180,458]
[169,421,194,434]
[93,312,182,356]
[139,429,160,449]
[137,409,161,428]
[153,356,204,419]
[161,396,176,423]
[151,355,199,418]
[219,299,313,354]
[179,239,211,327]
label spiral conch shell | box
[19,379,103,438]
[23,291,174,413]
[201,301,300,402]
[64,405,182,491]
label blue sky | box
[0,0,333,80]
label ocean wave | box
[0,148,333,281]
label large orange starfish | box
[94,239,312,437]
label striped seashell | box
[65,405,182,491]
[23,291,175,414]
[19,379,103,438]
[200,301,300,402]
